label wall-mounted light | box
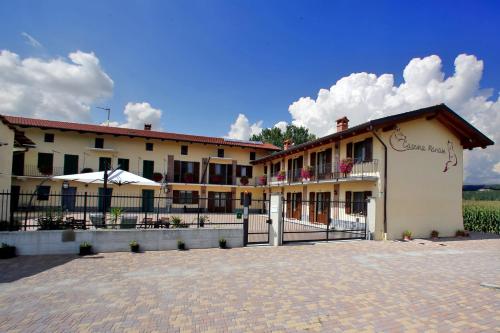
[62,181,69,189]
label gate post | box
[243,192,250,246]
[366,197,376,240]
[270,193,283,246]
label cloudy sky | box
[0,1,498,183]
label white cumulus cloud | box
[226,114,263,140]
[0,50,113,122]
[108,102,163,129]
[274,121,288,131]
[288,54,499,184]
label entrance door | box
[316,192,331,224]
[292,193,302,220]
[98,188,113,212]
[12,153,24,176]
[142,189,154,212]
[61,187,77,211]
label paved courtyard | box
[1,235,499,332]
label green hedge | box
[463,204,500,234]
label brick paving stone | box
[0,234,499,332]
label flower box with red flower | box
[183,173,194,183]
[276,171,286,181]
[300,167,312,181]
[152,172,164,182]
[339,159,353,176]
[239,176,249,186]
[258,175,267,185]
[210,174,223,184]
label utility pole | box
[96,106,111,126]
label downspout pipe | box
[371,127,388,238]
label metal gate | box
[244,198,272,245]
[282,198,367,243]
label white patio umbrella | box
[52,169,161,186]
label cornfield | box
[463,201,500,235]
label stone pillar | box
[231,188,237,212]
[270,193,283,246]
[232,160,237,185]
[201,158,209,184]
[199,186,207,210]
[167,155,174,182]
[302,185,307,221]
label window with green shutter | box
[64,154,79,175]
[143,160,154,179]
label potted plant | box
[339,158,353,177]
[258,175,267,185]
[152,172,164,182]
[430,230,439,239]
[402,230,412,241]
[455,230,469,237]
[240,176,249,186]
[198,215,209,228]
[0,243,16,259]
[38,165,53,176]
[171,216,182,228]
[81,167,93,173]
[183,172,194,183]
[130,240,140,253]
[300,166,312,181]
[110,207,123,226]
[219,238,227,249]
[177,239,186,250]
[210,174,223,184]
[79,241,92,256]
[276,171,286,181]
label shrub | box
[463,202,500,235]
[130,240,139,253]
[177,240,186,250]
[0,243,16,259]
[219,238,227,249]
[402,230,412,239]
[79,241,92,256]
[170,216,188,228]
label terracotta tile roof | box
[252,104,494,164]
[1,115,281,151]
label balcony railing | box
[262,159,378,185]
[12,165,66,177]
[208,173,233,185]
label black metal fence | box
[282,198,367,242]
[0,191,270,234]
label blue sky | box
[1,0,499,134]
[0,1,499,183]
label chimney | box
[144,124,152,131]
[336,117,349,132]
[283,139,293,150]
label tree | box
[250,124,316,149]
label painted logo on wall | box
[389,126,457,172]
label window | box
[117,158,129,171]
[217,148,224,158]
[143,160,154,179]
[63,154,79,175]
[37,153,53,175]
[44,133,54,143]
[99,157,112,171]
[240,192,252,205]
[214,192,227,208]
[181,145,188,155]
[174,161,200,183]
[95,138,104,149]
[236,165,253,178]
[250,152,256,161]
[273,162,281,175]
[37,186,51,201]
[346,191,372,215]
[145,142,154,151]
[264,166,267,175]
[350,138,373,163]
[173,190,199,204]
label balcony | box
[259,159,379,186]
[12,165,65,177]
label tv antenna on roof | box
[96,106,111,126]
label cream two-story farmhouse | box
[0,104,493,240]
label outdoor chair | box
[141,217,154,228]
[155,217,170,229]
[89,213,104,228]
[120,215,138,229]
